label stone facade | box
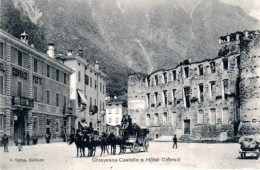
[0,29,73,144]
[128,30,260,141]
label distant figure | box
[128,115,132,129]
[26,132,30,145]
[2,134,9,152]
[173,134,177,149]
[121,115,126,128]
[32,132,38,145]
[45,131,51,144]
[18,136,23,151]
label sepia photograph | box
[0,0,260,169]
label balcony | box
[12,96,34,109]
[63,107,73,116]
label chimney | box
[236,34,240,41]
[47,43,55,58]
[78,50,83,58]
[95,61,99,70]
[20,32,28,44]
[226,36,230,42]
[245,31,249,38]
[68,50,73,56]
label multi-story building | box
[0,29,74,144]
[57,52,107,132]
[128,30,260,141]
[105,97,127,134]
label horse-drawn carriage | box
[120,124,149,153]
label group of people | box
[121,115,132,130]
[1,132,39,152]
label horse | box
[69,133,84,157]
[108,133,125,155]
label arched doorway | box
[13,111,26,145]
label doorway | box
[184,119,190,135]
[13,112,26,145]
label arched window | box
[154,113,159,126]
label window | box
[198,110,204,124]
[210,62,215,73]
[210,82,216,99]
[55,120,60,133]
[184,87,190,108]
[198,64,203,75]
[18,51,22,66]
[116,117,119,123]
[0,75,3,94]
[0,43,3,59]
[95,80,97,89]
[100,83,102,92]
[103,102,105,110]
[172,70,176,81]
[237,56,241,68]
[223,79,229,100]
[210,108,216,125]
[172,112,177,127]
[154,75,159,85]
[163,90,167,106]
[47,65,50,77]
[154,113,159,125]
[163,72,167,83]
[64,96,66,107]
[56,69,60,81]
[146,93,150,107]
[222,108,229,125]
[33,86,38,102]
[108,117,112,123]
[46,90,50,104]
[223,58,228,70]
[154,92,158,107]
[34,59,38,72]
[146,77,150,87]
[163,112,167,125]
[103,85,105,94]
[78,71,81,82]
[100,101,102,110]
[85,75,89,85]
[172,89,176,106]
[0,114,3,130]
[184,67,189,78]
[90,77,92,87]
[199,84,204,102]
[146,114,151,126]
[64,73,67,84]
[17,81,22,96]
[56,93,59,107]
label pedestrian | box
[18,136,23,151]
[26,132,30,145]
[32,132,38,145]
[1,134,9,152]
[45,131,51,143]
[173,134,177,149]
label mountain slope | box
[3,0,259,96]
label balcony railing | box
[12,96,34,108]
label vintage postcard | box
[0,0,260,169]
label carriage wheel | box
[131,143,139,153]
[143,140,149,152]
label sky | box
[221,0,260,21]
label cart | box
[238,135,260,159]
[121,126,149,153]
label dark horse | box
[86,133,109,157]
[69,132,85,157]
[108,133,125,155]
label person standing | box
[26,132,30,145]
[2,134,9,152]
[18,136,23,151]
[32,132,38,145]
[173,134,178,149]
[45,130,51,143]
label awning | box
[77,90,87,104]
